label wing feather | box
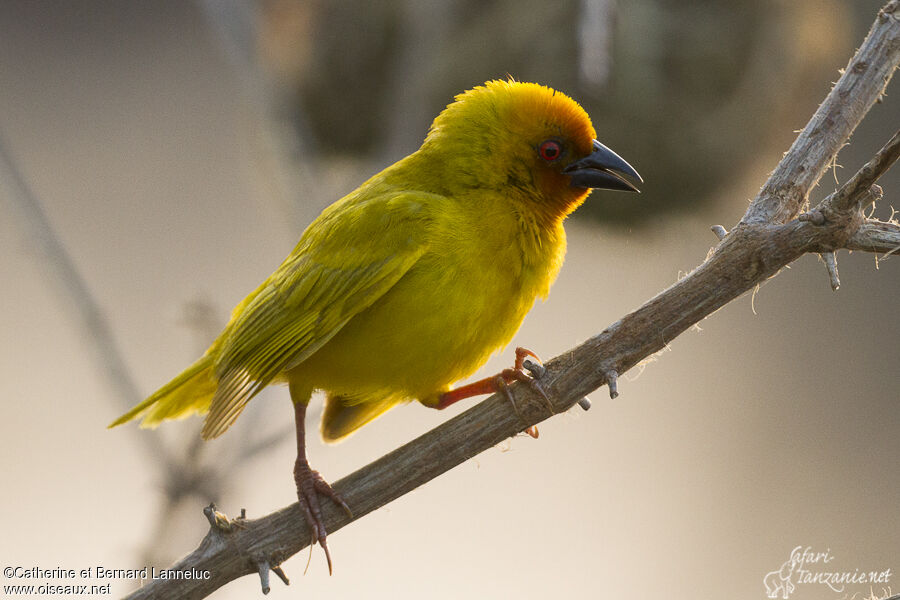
[201,192,433,439]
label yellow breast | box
[288,191,566,403]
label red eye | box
[539,139,562,162]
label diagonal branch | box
[826,130,900,213]
[741,0,900,225]
[122,3,900,598]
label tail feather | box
[108,354,217,429]
[321,392,406,442]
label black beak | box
[563,140,642,192]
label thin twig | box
[826,129,900,212]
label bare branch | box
[846,218,900,255]
[825,129,900,212]
[742,0,900,225]
[122,3,900,598]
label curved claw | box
[319,536,333,576]
[500,367,553,414]
[514,347,543,370]
[294,466,350,575]
[313,476,354,519]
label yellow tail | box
[108,354,218,429]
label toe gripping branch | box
[503,348,557,438]
[293,463,353,577]
[506,348,594,436]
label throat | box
[514,208,566,272]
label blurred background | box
[1,1,897,598]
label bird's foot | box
[435,347,551,438]
[499,347,552,438]
[510,347,552,407]
[293,459,352,575]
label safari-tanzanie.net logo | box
[763,546,893,599]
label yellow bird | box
[110,79,641,570]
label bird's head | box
[420,79,642,220]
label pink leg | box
[293,401,352,575]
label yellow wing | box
[202,191,434,439]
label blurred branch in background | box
[0,133,193,566]
[122,2,899,597]
[198,0,327,233]
[0,126,239,568]
[0,133,167,464]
